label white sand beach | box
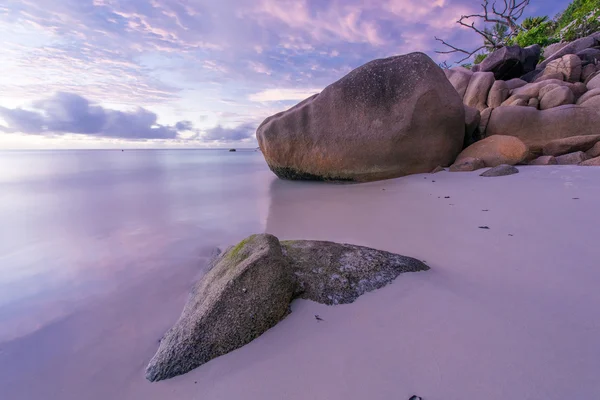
[2,165,599,400]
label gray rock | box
[543,54,582,82]
[539,34,600,68]
[582,64,598,82]
[145,234,295,382]
[444,67,473,99]
[529,155,558,165]
[464,105,481,147]
[486,105,600,148]
[145,234,430,381]
[588,73,600,90]
[480,164,519,177]
[505,78,528,90]
[464,72,495,111]
[449,157,485,172]
[576,48,600,65]
[586,142,600,158]
[577,88,600,105]
[487,80,510,108]
[478,107,493,137]
[539,86,575,110]
[580,155,600,166]
[479,45,540,80]
[543,42,568,59]
[282,240,429,306]
[555,151,590,165]
[542,135,600,156]
[257,52,465,182]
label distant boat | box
[229,149,236,152]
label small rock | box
[579,156,600,166]
[587,142,600,158]
[555,151,589,165]
[529,155,558,165]
[315,315,324,322]
[449,157,485,172]
[431,166,445,173]
[479,226,490,229]
[409,396,423,400]
[444,196,450,199]
[480,164,519,177]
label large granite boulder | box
[464,105,481,147]
[444,67,473,99]
[146,234,429,381]
[146,234,295,382]
[464,72,496,111]
[455,135,528,167]
[487,80,510,108]
[542,135,600,156]
[543,54,582,82]
[486,105,600,147]
[588,73,600,90]
[539,86,575,110]
[479,45,540,80]
[282,240,429,305]
[539,33,600,68]
[257,53,465,182]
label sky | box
[0,0,568,149]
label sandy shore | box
[2,166,600,399]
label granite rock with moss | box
[282,240,429,305]
[146,234,429,381]
[145,234,295,382]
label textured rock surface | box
[586,142,600,158]
[556,151,589,165]
[529,155,558,165]
[486,105,600,147]
[480,164,519,177]
[257,52,465,182]
[464,72,495,111]
[449,157,485,172]
[444,67,473,99]
[455,135,528,167]
[505,78,528,90]
[282,240,429,305]
[145,234,430,381]
[576,88,600,105]
[539,86,575,110]
[464,105,481,147]
[542,135,600,156]
[539,33,600,68]
[588,73,600,90]
[479,45,540,80]
[582,64,597,82]
[543,54,582,82]
[580,155,600,166]
[145,234,295,382]
[478,107,493,137]
[487,80,510,108]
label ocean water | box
[0,149,273,341]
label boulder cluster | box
[257,32,600,182]
[146,234,428,381]
[446,31,600,171]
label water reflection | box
[0,150,272,341]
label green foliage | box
[473,53,488,65]
[484,23,510,50]
[522,16,549,30]
[556,0,600,41]
[460,63,473,70]
[512,21,559,47]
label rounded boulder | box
[257,53,465,182]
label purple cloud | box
[0,92,190,139]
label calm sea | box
[0,149,273,341]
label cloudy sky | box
[0,0,567,149]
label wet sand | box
[2,166,600,399]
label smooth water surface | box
[0,149,272,341]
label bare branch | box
[434,0,530,65]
